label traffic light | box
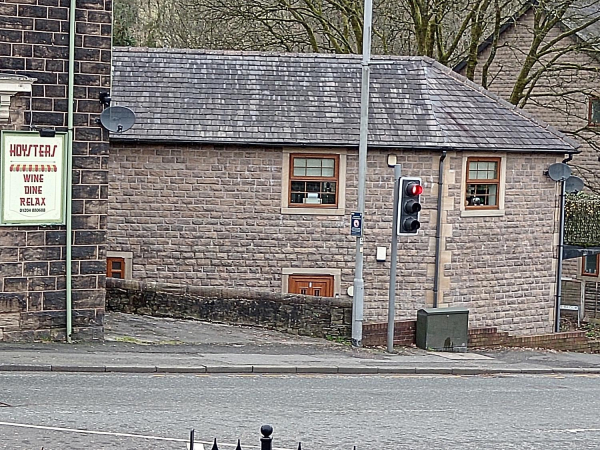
[398,177,422,235]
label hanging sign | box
[1,131,67,225]
[350,212,363,237]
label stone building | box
[0,0,111,341]
[455,2,599,189]
[454,3,600,319]
[107,48,578,335]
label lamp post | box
[351,0,373,347]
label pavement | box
[1,312,600,375]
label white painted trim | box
[281,207,346,216]
[0,76,36,123]
[460,209,505,218]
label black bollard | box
[211,438,219,450]
[260,425,273,450]
[235,438,242,450]
[189,429,195,450]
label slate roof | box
[110,47,578,153]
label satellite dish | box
[565,175,584,193]
[547,163,571,182]
[99,106,135,133]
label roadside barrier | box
[188,425,357,450]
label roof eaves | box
[108,135,577,153]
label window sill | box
[460,209,505,218]
[281,207,346,216]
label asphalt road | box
[1,373,599,450]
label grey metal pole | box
[387,164,402,352]
[555,179,566,332]
[352,0,373,348]
[433,151,447,308]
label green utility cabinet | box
[416,307,469,352]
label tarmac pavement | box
[1,312,600,375]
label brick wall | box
[108,144,561,334]
[468,327,595,353]
[362,320,598,353]
[105,278,352,339]
[362,321,416,347]
[0,0,111,341]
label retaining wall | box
[106,278,352,339]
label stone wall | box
[108,143,561,334]
[105,278,352,339]
[0,0,111,341]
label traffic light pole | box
[387,164,401,352]
[351,0,373,348]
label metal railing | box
[189,425,356,450]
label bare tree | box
[504,0,600,107]
[112,0,522,59]
[113,0,139,46]
[464,0,600,190]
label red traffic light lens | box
[407,183,423,196]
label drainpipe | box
[433,151,447,308]
[65,0,76,343]
[554,177,566,333]
[554,153,574,333]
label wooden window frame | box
[107,257,126,279]
[465,157,501,210]
[582,254,599,277]
[588,97,600,127]
[288,274,335,297]
[288,154,340,208]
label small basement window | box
[106,251,133,279]
[107,257,125,279]
[288,274,335,297]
